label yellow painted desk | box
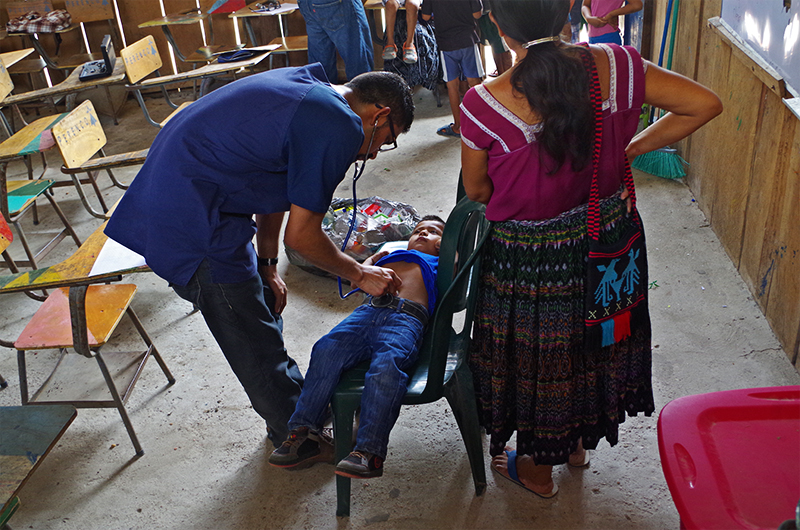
[0,219,147,296]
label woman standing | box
[460,0,721,497]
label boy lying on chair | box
[269,215,445,478]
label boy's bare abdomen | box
[383,261,428,309]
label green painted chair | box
[331,197,491,517]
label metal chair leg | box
[95,350,144,457]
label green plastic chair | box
[331,197,491,517]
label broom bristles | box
[632,149,687,179]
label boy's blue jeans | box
[297,0,374,83]
[171,259,304,448]
[288,304,425,460]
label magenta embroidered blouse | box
[460,44,646,222]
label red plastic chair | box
[658,386,800,529]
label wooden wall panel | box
[684,19,729,198]
[738,89,792,308]
[672,0,702,80]
[115,1,170,70]
[702,57,761,265]
[764,120,800,365]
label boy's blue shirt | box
[375,249,439,315]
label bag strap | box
[580,47,638,241]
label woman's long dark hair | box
[487,0,594,173]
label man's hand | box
[355,264,402,297]
[260,266,287,314]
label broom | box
[631,0,687,179]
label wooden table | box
[229,2,299,47]
[0,405,77,527]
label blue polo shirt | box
[105,64,363,286]
[376,249,439,315]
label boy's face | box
[407,220,445,256]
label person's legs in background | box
[297,0,341,82]
[401,0,420,64]
[479,13,511,77]
[329,0,375,81]
[568,0,583,43]
[438,46,484,137]
[382,0,400,61]
[172,259,304,448]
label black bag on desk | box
[79,35,115,82]
[581,47,649,349]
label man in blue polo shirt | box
[105,65,415,447]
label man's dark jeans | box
[172,259,303,447]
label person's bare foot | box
[491,446,556,497]
[568,438,591,467]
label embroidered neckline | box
[475,84,543,144]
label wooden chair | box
[331,197,490,516]
[52,99,145,219]
[121,35,274,128]
[0,59,82,270]
[0,212,176,457]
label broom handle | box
[657,0,673,68]
[666,0,680,72]
[650,0,674,124]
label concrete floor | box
[1,83,798,530]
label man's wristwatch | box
[257,257,279,267]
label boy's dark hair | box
[419,215,445,226]
[487,0,593,174]
[346,71,415,134]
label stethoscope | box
[337,118,380,299]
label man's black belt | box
[362,293,429,326]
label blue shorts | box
[440,45,484,83]
[589,31,622,45]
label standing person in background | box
[460,0,721,498]
[567,0,583,43]
[297,0,374,83]
[421,0,483,139]
[479,10,512,77]
[582,0,642,45]
[382,0,421,64]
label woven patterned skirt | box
[469,196,655,466]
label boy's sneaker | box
[335,450,384,479]
[268,427,334,469]
[402,44,417,64]
[382,44,397,61]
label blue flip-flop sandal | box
[492,449,559,499]
[436,123,461,138]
